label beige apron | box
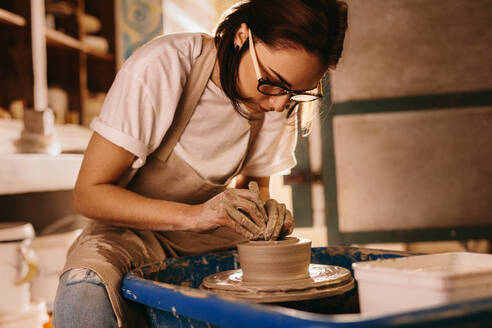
[63,34,264,328]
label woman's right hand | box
[190,188,268,239]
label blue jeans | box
[53,268,118,328]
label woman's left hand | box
[263,199,295,240]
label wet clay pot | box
[237,237,311,282]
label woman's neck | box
[211,59,222,91]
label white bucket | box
[31,229,81,312]
[353,252,492,315]
[0,300,48,328]
[0,223,36,316]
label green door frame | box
[285,133,314,227]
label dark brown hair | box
[214,0,348,121]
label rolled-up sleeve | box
[89,34,202,169]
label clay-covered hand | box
[247,181,268,221]
[263,199,295,241]
[193,187,267,240]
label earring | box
[234,44,240,52]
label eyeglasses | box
[248,28,322,103]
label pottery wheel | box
[200,264,354,303]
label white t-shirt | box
[90,33,297,183]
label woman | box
[53,0,348,327]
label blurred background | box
[0,0,491,252]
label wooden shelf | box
[45,28,113,60]
[1,1,116,126]
[46,28,84,51]
[0,8,27,27]
[86,47,114,61]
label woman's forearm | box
[72,133,198,231]
[73,183,197,231]
[73,133,270,233]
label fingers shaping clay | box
[264,199,279,240]
[223,201,260,239]
[271,203,286,240]
[248,181,268,219]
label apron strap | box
[153,34,217,163]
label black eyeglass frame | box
[248,28,323,103]
[256,78,323,102]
